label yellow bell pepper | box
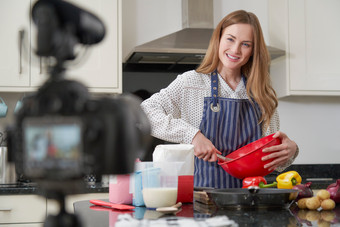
[276,171,302,189]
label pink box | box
[109,174,132,204]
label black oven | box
[122,65,198,161]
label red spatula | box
[89,200,135,210]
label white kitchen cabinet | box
[64,0,122,93]
[0,225,43,227]
[0,0,122,93]
[0,193,108,226]
[0,195,46,225]
[269,0,340,97]
[0,1,31,90]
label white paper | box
[153,144,194,175]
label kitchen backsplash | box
[266,164,340,189]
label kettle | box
[0,133,17,184]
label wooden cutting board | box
[193,191,213,205]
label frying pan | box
[205,188,299,209]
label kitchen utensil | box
[218,133,281,179]
[89,200,135,210]
[206,188,298,209]
[216,154,233,162]
[156,202,182,214]
[90,205,134,214]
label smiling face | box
[217,23,254,76]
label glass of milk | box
[141,162,181,209]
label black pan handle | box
[247,186,260,194]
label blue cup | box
[0,97,8,118]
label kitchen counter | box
[73,200,340,227]
[1,164,337,195]
[0,182,109,195]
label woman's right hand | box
[191,131,221,162]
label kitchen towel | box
[115,214,238,227]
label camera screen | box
[22,117,83,179]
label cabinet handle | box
[18,29,25,74]
[40,57,42,74]
[0,207,12,211]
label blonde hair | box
[196,10,278,130]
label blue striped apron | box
[194,70,262,188]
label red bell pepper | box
[242,176,277,188]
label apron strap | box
[210,70,220,112]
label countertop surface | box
[0,182,109,195]
[0,179,331,196]
[1,164,338,195]
[73,200,340,227]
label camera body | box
[7,77,151,194]
[8,2,151,226]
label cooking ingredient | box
[142,187,177,208]
[296,191,336,211]
[306,197,321,210]
[297,198,308,209]
[293,182,314,200]
[242,176,277,188]
[326,179,340,203]
[321,199,336,211]
[317,189,330,201]
[276,171,302,189]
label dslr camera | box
[7,0,151,196]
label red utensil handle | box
[89,200,135,210]
[90,200,112,207]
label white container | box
[141,162,181,208]
[153,144,195,203]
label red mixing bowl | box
[218,133,281,179]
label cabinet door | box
[0,1,31,90]
[0,195,46,224]
[31,0,122,93]
[288,0,340,94]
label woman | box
[141,10,298,188]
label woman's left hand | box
[261,131,298,171]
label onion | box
[293,182,314,201]
[326,179,340,204]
